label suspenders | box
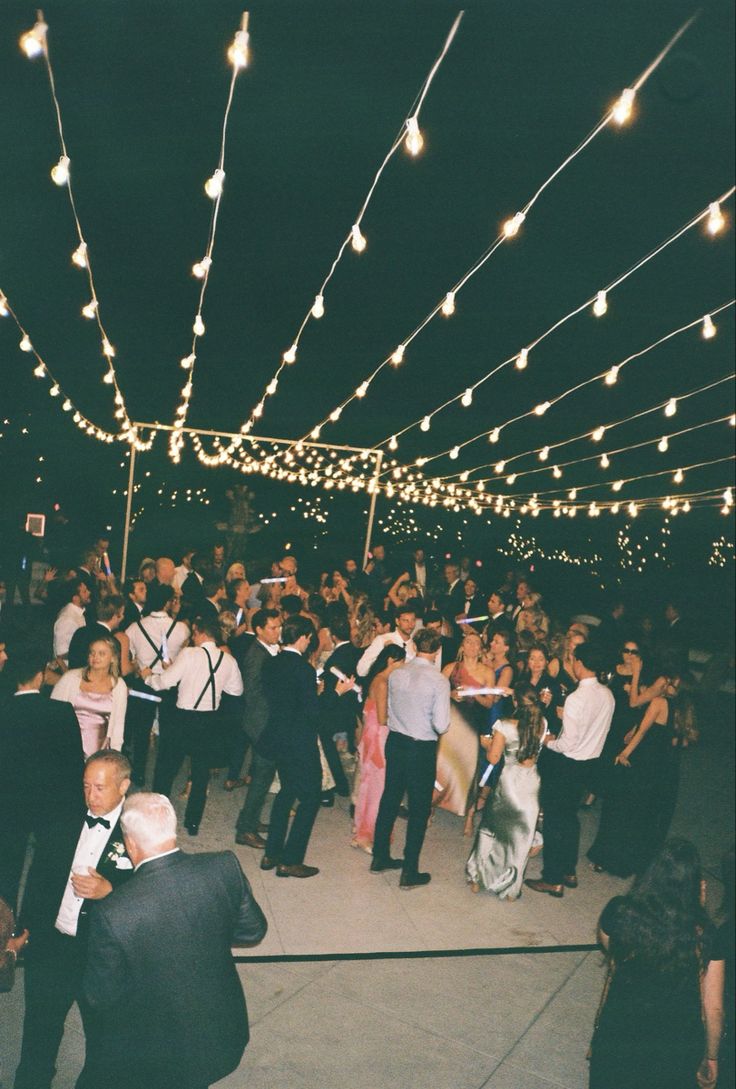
[193,647,224,711]
[136,618,178,668]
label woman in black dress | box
[590,838,725,1089]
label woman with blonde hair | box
[51,635,128,755]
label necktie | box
[85,814,111,829]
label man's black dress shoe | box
[370,857,404,873]
[185,824,199,837]
[399,871,431,889]
[260,855,279,871]
[562,873,578,889]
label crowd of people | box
[0,533,731,1088]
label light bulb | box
[673,468,684,484]
[253,403,264,419]
[351,224,366,253]
[102,339,115,358]
[569,489,577,500]
[355,381,369,398]
[658,436,669,452]
[706,201,725,236]
[494,460,505,474]
[19,334,32,352]
[611,502,620,514]
[405,116,424,156]
[420,415,431,432]
[702,314,716,339]
[515,348,529,370]
[592,425,605,442]
[82,300,98,319]
[62,399,72,411]
[416,457,428,467]
[103,371,114,385]
[489,427,500,443]
[0,292,8,317]
[605,365,619,386]
[724,487,733,506]
[228,19,250,69]
[20,19,47,58]
[180,354,195,369]
[731,415,736,427]
[534,401,550,416]
[441,291,456,317]
[683,501,691,512]
[311,294,325,319]
[502,211,525,238]
[72,242,88,268]
[50,156,70,186]
[388,435,398,451]
[33,362,45,377]
[461,388,473,407]
[329,407,342,422]
[49,384,60,397]
[612,87,635,125]
[664,397,677,417]
[449,446,460,460]
[391,344,405,366]
[506,474,517,485]
[553,465,562,478]
[204,169,225,199]
[266,378,279,395]
[310,426,321,440]
[192,256,212,279]
[593,290,608,317]
[539,446,550,461]
[628,502,638,518]
[283,344,297,364]
[600,454,610,468]
[193,315,205,337]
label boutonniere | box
[106,842,133,869]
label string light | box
[0,292,8,318]
[193,314,205,337]
[592,425,606,442]
[19,17,47,59]
[605,365,619,386]
[702,313,717,339]
[503,212,525,238]
[405,116,424,156]
[19,334,32,352]
[192,256,212,280]
[674,468,684,483]
[516,348,529,370]
[534,401,550,416]
[658,436,669,452]
[461,388,473,408]
[706,201,725,235]
[391,344,405,366]
[489,428,500,443]
[355,381,369,398]
[593,290,608,317]
[539,446,550,461]
[82,300,98,319]
[50,155,70,186]
[351,224,367,253]
[664,397,677,417]
[227,13,250,69]
[420,415,431,432]
[600,453,610,468]
[71,242,88,268]
[283,344,297,365]
[204,168,225,200]
[612,87,636,125]
[441,292,456,317]
[311,294,325,319]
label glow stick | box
[457,614,489,624]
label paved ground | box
[3,697,732,1089]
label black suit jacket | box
[240,639,272,743]
[454,592,488,632]
[320,642,361,745]
[67,621,114,670]
[438,581,467,624]
[83,850,267,1089]
[258,650,320,763]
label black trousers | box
[235,749,276,834]
[14,930,97,1089]
[373,731,437,874]
[318,722,350,795]
[264,749,322,865]
[539,748,594,884]
[153,709,220,828]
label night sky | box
[0,1,734,584]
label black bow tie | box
[85,814,111,830]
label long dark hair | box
[609,838,708,975]
[513,683,546,763]
[365,645,406,691]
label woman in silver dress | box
[466,685,546,900]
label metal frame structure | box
[120,422,384,580]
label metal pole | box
[120,444,137,582]
[362,449,383,570]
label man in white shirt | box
[144,618,243,836]
[14,751,133,1089]
[526,641,614,898]
[52,578,92,662]
[356,603,418,677]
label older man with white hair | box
[83,793,267,1089]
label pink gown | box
[352,697,387,850]
[72,688,112,757]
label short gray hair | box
[121,792,177,853]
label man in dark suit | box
[197,573,226,630]
[258,615,341,878]
[122,575,147,629]
[453,576,487,634]
[14,750,133,1089]
[82,792,267,1089]
[437,561,466,625]
[319,613,361,801]
[0,648,84,914]
[67,595,125,670]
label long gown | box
[465,719,540,899]
[351,697,387,849]
[435,662,488,816]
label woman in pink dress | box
[51,636,128,757]
[351,645,406,853]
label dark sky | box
[0,0,734,565]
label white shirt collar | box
[284,646,301,655]
[15,689,41,696]
[135,847,180,872]
[258,639,279,656]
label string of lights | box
[168,12,251,463]
[288,14,702,452]
[19,12,138,441]
[198,11,466,461]
[378,189,734,458]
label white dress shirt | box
[126,612,190,673]
[53,602,86,658]
[135,847,180,872]
[147,641,243,710]
[546,676,614,760]
[357,631,416,677]
[173,564,191,590]
[55,802,125,936]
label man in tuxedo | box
[356,603,418,677]
[408,547,432,598]
[52,577,92,663]
[197,573,226,629]
[258,615,342,878]
[424,611,458,669]
[122,575,147,629]
[83,792,267,1089]
[454,576,486,634]
[14,750,133,1089]
[67,594,125,670]
[319,613,361,801]
[510,577,531,622]
[437,561,466,625]
[0,649,84,913]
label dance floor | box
[4,696,732,1089]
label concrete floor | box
[3,698,732,1089]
